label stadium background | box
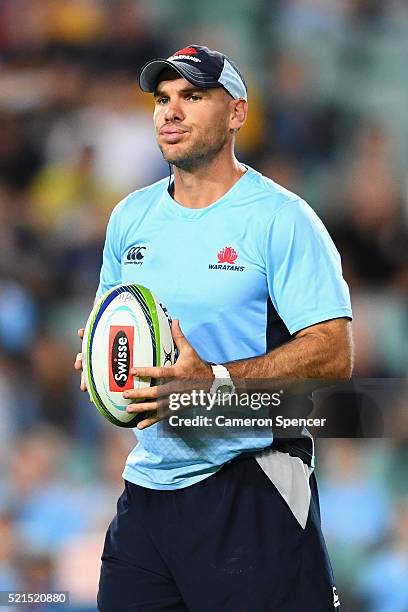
[0,1,407,610]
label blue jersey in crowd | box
[96,166,352,489]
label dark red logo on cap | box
[174,47,198,56]
[218,246,238,264]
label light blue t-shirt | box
[96,166,352,489]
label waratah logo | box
[218,246,238,264]
[174,47,198,56]
[208,246,244,271]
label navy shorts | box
[98,454,340,611]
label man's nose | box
[164,99,184,122]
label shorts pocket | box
[253,450,313,529]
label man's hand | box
[124,319,213,430]
[74,327,87,392]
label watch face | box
[217,384,235,396]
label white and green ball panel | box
[82,284,176,428]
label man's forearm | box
[225,319,353,380]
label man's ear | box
[229,99,248,132]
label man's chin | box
[159,144,186,163]
[159,141,224,171]
[165,157,202,171]
[160,148,193,168]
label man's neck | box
[171,155,246,209]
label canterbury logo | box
[125,246,146,265]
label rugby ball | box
[82,284,177,427]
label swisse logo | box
[109,326,134,392]
[208,246,245,271]
[125,246,146,265]
[112,332,130,385]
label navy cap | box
[139,45,247,100]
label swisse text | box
[114,335,129,383]
[109,325,134,392]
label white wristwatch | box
[210,364,235,397]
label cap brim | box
[139,59,220,92]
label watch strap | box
[211,364,232,380]
[209,364,235,397]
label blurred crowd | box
[0,1,407,610]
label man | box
[76,45,353,611]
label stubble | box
[158,123,229,171]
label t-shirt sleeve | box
[96,204,122,299]
[265,199,352,335]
